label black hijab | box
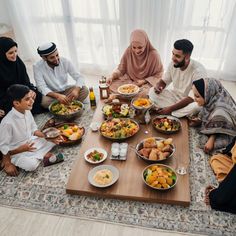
[192,78,205,99]
[0,37,44,114]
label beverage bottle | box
[89,87,96,109]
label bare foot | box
[205,185,215,205]
[204,135,216,154]
[2,156,19,176]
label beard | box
[47,60,59,67]
[173,58,185,68]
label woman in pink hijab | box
[108,29,163,96]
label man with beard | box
[149,39,207,117]
[33,42,88,108]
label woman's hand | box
[107,76,113,85]
[0,109,5,118]
[30,90,36,100]
[188,117,201,127]
[135,80,146,87]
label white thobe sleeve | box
[0,123,13,155]
[162,63,172,86]
[66,59,85,88]
[33,64,52,95]
[28,111,38,134]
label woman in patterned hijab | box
[192,78,236,153]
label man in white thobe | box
[149,39,207,117]
[33,42,88,108]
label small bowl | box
[84,147,107,164]
[142,164,178,190]
[90,122,100,132]
[131,97,153,110]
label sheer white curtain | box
[5,0,236,80]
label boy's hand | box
[19,142,37,152]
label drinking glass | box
[176,156,189,175]
[144,110,151,134]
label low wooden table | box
[66,101,190,206]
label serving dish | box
[49,100,84,120]
[142,163,177,190]
[88,165,119,188]
[152,115,181,134]
[102,102,130,119]
[84,147,107,164]
[136,137,175,162]
[55,123,85,146]
[100,118,139,141]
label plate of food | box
[142,164,177,190]
[49,100,84,120]
[136,137,175,162]
[100,118,139,140]
[84,147,107,164]
[88,165,119,188]
[152,115,181,134]
[102,103,130,119]
[131,97,153,110]
[117,84,140,97]
[56,123,85,146]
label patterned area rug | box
[0,104,235,236]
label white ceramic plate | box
[84,147,107,164]
[88,165,119,188]
[117,84,140,97]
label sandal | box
[43,152,64,167]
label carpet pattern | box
[0,104,235,236]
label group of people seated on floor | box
[0,29,235,214]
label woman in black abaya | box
[0,37,45,116]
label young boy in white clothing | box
[0,84,62,175]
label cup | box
[176,156,189,175]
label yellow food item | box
[72,125,79,132]
[93,169,113,185]
[62,129,73,137]
[164,138,173,145]
[133,98,151,108]
[69,132,81,141]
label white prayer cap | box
[37,42,57,56]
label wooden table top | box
[66,101,191,206]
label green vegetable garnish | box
[63,124,69,129]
